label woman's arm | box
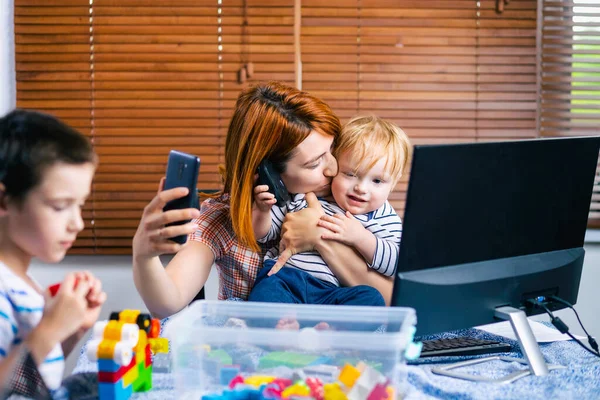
[132,182,211,319]
[279,193,393,304]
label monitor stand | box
[430,306,566,384]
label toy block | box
[220,365,241,385]
[98,359,121,373]
[347,365,386,400]
[338,364,361,389]
[149,337,169,353]
[99,381,132,400]
[94,310,168,399]
[152,352,171,373]
[228,375,244,389]
[367,382,389,400]
[258,351,323,369]
[281,382,311,398]
[122,362,139,388]
[119,310,141,325]
[149,319,160,338]
[243,375,275,387]
[144,344,152,368]
[323,382,347,400]
[208,349,233,365]
[133,364,152,392]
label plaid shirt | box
[190,194,275,300]
[1,347,51,399]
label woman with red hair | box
[132,82,393,318]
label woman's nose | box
[323,153,338,177]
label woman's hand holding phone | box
[132,178,200,260]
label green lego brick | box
[258,351,324,369]
[133,363,153,392]
[206,349,232,366]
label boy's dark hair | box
[0,109,96,203]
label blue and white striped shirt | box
[259,194,402,286]
[0,262,65,390]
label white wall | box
[0,0,16,116]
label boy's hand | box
[39,273,93,344]
[318,211,365,247]
[253,184,277,212]
[41,272,107,343]
[74,271,107,332]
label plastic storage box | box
[165,300,417,399]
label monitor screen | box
[391,137,600,335]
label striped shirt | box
[260,194,402,286]
[190,194,276,300]
[0,262,65,391]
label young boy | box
[249,115,412,308]
[0,109,106,398]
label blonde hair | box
[221,82,340,252]
[334,115,412,183]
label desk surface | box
[74,324,600,400]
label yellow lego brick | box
[104,321,126,341]
[123,362,139,387]
[149,338,169,354]
[136,330,147,353]
[338,364,361,389]
[243,375,275,387]
[281,383,311,398]
[323,382,347,400]
[119,309,141,325]
[97,340,117,360]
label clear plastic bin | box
[165,300,416,399]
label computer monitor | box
[391,136,600,378]
[391,137,599,370]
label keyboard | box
[419,337,512,358]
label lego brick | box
[98,359,121,373]
[152,352,171,374]
[258,351,324,369]
[133,364,153,392]
[219,365,241,386]
[122,362,139,388]
[338,364,361,389]
[98,381,132,400]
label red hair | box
[221,82,340,252]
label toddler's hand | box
[253,184,277,212]
[318,211,365,246]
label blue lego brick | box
[98,359,121,373]
[219,365,240,386]
[98,381,132,400]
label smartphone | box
[163,150,201,244]
[257,159,290,207]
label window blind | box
[302,0,537,214]
[18,0,584,255]
[539,0,600,226]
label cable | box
[529,298,600,359]
[549,295,599,354]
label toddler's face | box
[331,152,394,215]
[6,162,95,263]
